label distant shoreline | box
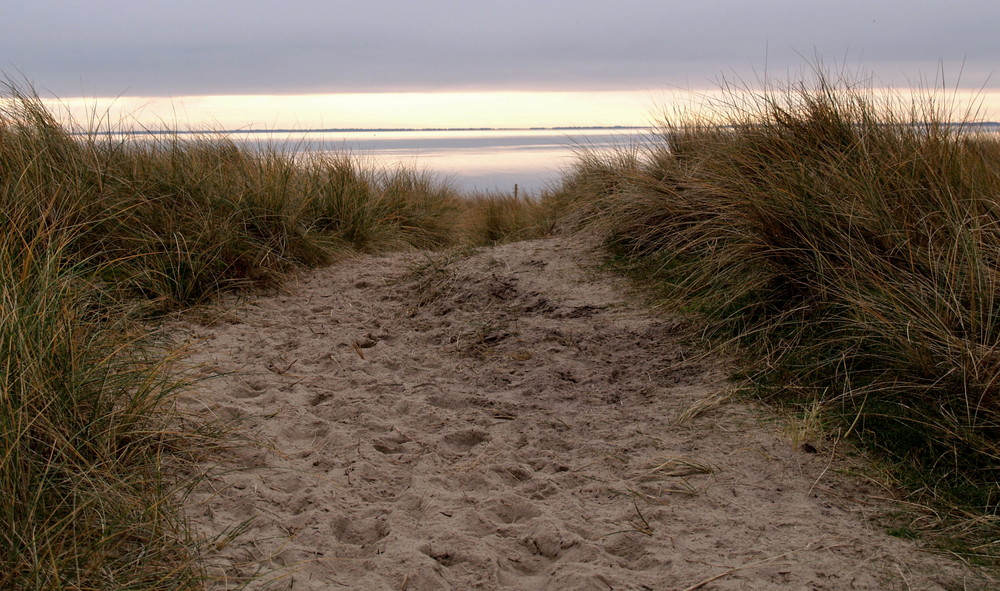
[73,122,999,136]
[77,125,655,136]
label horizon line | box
[72,122,1000,136]
[76,125,655,135]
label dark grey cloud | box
[2,0,996,97]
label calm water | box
[241,128,651,194]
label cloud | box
[2,0,996,97]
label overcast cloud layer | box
[2,0,997,97]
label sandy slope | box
[172,236,994,590]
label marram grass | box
[0,81,557,589]
[551,74,1000,554]
[460,190,560,245]
[0,214,204,589]
[1,82,477,314]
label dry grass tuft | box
[0,79,525,588]
[549,69,1000,553]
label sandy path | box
[173,236,993,590]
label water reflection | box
[247,128,651,193]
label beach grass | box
[0,81,530,589]
[0,194,206,587]
[550,72,1000,554]
[459,190,559,245]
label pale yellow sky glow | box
[41,88,1000,132]
[45,91,660,130]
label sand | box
[171,236,995,590]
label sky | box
[2,0,998,128]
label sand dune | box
[172,236,993,590]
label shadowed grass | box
[552,72,1000,554]
[304,156,463,252]
[460,190,559,245]
[0,207,208,588]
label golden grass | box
[549,71,1000,553]
[0,80,557,589]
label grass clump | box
[0,214,204,588]
[1,81,467,314]
[554,72,1000,550]
[305,156,462,252]
[460,190,559,245]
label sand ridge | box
[173,236,993,590]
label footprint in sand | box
[488,462,534,485]
[521,478,561,500]
[425,393,467,410]
[230,377,269,399]
[482,493,542,525]
[331,513,390,546]
[522,519,583,560]
[602,534,662,571]
[440,428,489,453]
[279,418,331,442]
[372,431,412,455]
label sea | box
[229,127,652,194]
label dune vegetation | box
[0,82,553,590]
[551,73,1000,557]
